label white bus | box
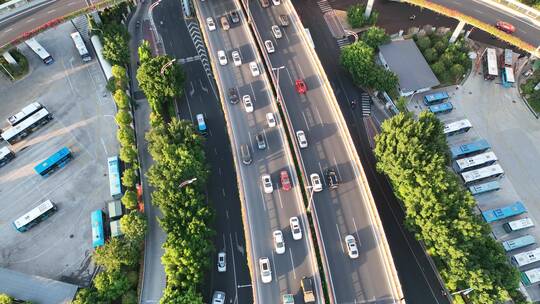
[25,38,53,64]
[503,218,534,233]
[70,32,91,62]
[512,247,540,267]
[483,48,498,80]
[521,267,540,286]
[443,119,472,136]
[7,102,43,126]
[461,164,504,185]
[0,147,15,167]
[13,200,57,232]
[1,108,53,144]
[455,151,498,172]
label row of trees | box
[341,27,398,97]
[136,42,213,303]
[373,112,526,304]
[520,68,540,113]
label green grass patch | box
[521,68,540,113]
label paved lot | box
[408,49,540,300]
[0,22,117,286]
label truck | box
[301,276,316,303]
[282,294,294,304]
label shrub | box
[119,145,138,164]
[115,109,132,126]
[117,126,135,146]
[120,211,147,243]
[121,189,138,210]
[423,48,439,63]
[347,4,377,28]
[360,26,390,49]
[416,36,432,51]
[121,168,138,190]
[114,90,130,109]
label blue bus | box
[423,91,449,105]
[521,268,540,286]
[482,201,526,223]
[34,147,72,177]
[503,235,535,252]
[196,113,207,136]
[469,180,500,196]
[428,102,453,115]
[501,67,515,88]
[450,139,491,159]
[91,210,105,248]
[107,156,122,199]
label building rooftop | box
[379,39,440,94]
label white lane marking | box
[271,250,278,282]
[46,9,56,14]
[297,62,305,79]
[314,105,324,125]
[289,249,297,279]
[223,234,227,250]
[473,8,484,15]
[222,188,226,197]
[301,112,310,131]
[249,82,257,102]
[218,167,222,176]
[318,162,326,186]
[226,209,229,220]
[283,27,290,43]
[336,224,345,253]
[333,156,342,180]
[67,1,76,5]
[259,187,267,211]
[352,217,362,247]
[248,131,254,151]
[262,129,270,150]
[276,186,284,208]
[4,27,13,32]
[25,18,35,23]
[229,234,239,304]
[184,93,194,121]
[285,66,294,86]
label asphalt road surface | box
[247,1,403,303]
[0,0,89,48]
[189,0,323,303]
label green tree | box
[102,24,130,66]
[121,290,138,304]
[119,144,138,163]
[111,65,128,90]
[346,4,377,28]
[114,89,130,110]
[94,270,130,301]
[160,286,204,304]
[72,288,100,304]
[430,61,446,79]
[121,189,138,210]
[122,168,138,189]
[117,126,135,146]
[360,26,390,49]
[120,211,147,243]
[0,294,13,304]
[450,63,465,82]
[423,48,438,63]
[93,238,139,271]
[115,109,132,126]
[340,41,376,88]
[138,40,153,64]
[433,40,447,54]
[416,36,432,51]
[373,67,398,95]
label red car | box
[295,79,307,94]
[496,21,515,34]
[280,170,291,191]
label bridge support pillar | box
[364,0,374,18]
[449,20,466,43]
[2,51,17,65]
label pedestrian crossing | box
[361,93,371,117]
[317,0,333,14]
[186,20,212,79]
[336,37,351,50]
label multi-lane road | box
[194,0,322,303]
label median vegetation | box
[520,68,540,113]
[374,112,526,304]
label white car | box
[296,130,308,148]
[207,17,216,31]
[272,0,281,5]
[345,235,359,259]
[310,173,323,192]
[242,95,253,113]
[259,257,272,283]
[217,50,227,66]
[264,40,275,54]
[290,216,302,240]
[212,291,225,304]
[272,25,282,39]
[217,252,226,272]
[232,50,242,66]
[261,174,273,194]
[273,230,285,254]
[249,61,260,76]
[266,112,276,127]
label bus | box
[501,48,513,67]
[521,268,540,286]
[34,147,73,177]
[503,218,534,233]
[423,91,449,105]
[443,119,472,136]
[7,102,43,126]
[70,32,91,62]
[1,108,53,144]
[107,156,122,199]
[13,200,57,232]
[429,102,453,115]
[483,48,498,80]
[25,38,54,64]
[468,180,500,196]
[91,209,106,248]
[461,164,504,185]
[501,67,515,88]
[503,235,535,252]
[0,147,15,168]
[512,247,540,267]
[482,201,526,223]
[450,139,491,159]
[454,151,498,172]
[196,113,207,136]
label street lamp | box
[179,177,197,188]
[160,58,176,75]
[272,66,285,102]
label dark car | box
[256,133,266,150]
[325,168,338,190]
[279,14,289,27]
[230,11,240,24]
[228,88,239,104]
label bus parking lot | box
[408,51,540,300]
[0,23,117,285]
